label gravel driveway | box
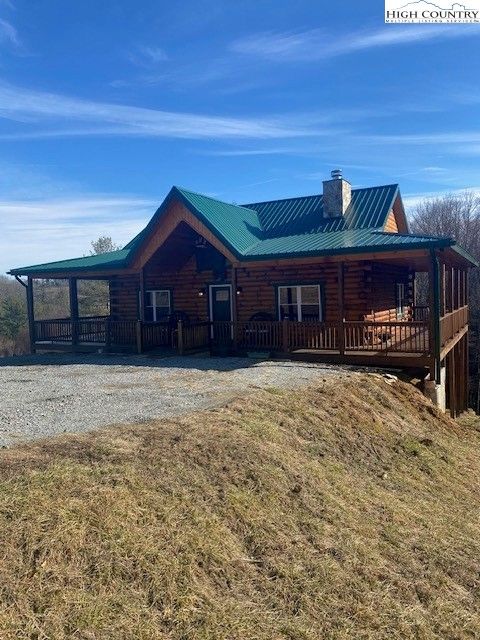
[0,354,345,446]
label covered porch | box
[23,242,469,373]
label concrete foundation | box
[424,364,446,412]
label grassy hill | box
[0,373,479,639]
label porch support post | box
[135,320,143,354]
[69,277,79,346]
[26,276,36,354]
[440,263,446,316]
[430,250,442,384]
[337,262,345,355]
[231,263,238,351]
[139,268,145,321]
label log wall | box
[109,257,411,323]
[384,209,399,233]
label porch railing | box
[33,317,432,357]
[34,317,138,347]
[344,321,429,353]
[207,319,430,355]
[440,305,469,349]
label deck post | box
[135,320,143,354]
[139,268,145,321]
[282,318,290,353]
[429,251,442,384]
[231,263,238,351]
[177,320,184,355]
[26,276,36,354]
[69,277,79,347]
[337,263,345,355]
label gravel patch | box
[0,353,347,447]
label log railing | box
[440,305,468,349]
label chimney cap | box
[331,168,342,180]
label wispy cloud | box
[1,195,155,273]
[403,187,480,211]
[0,81,330,140]
[127,45,169,67]
[357,131,480,145]
[0,18,21,50]
[231,25,480,62]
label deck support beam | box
[26,276,36,354]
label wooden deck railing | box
[440,305,468,349]
[34,317,432,358]
[34,318,137,347]
[411,305,430,321]
[208,320,429,355]
[344,321,429,353]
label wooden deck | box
[31,309,469,372]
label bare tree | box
[411,191,480,409]
[411,191,480,313]
[411,191,480,261]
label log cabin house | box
[9,170,477,416]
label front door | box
[209,284,233,341]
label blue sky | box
[1,0,480,272]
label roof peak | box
[173,185,256,213]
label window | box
[278,285,322,321]
[144,290,171,322]
[396,282,406,318]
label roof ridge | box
[243,183,399,208]
[174,185,257,213]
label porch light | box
[236,286,243,295]
[198,287,207,297]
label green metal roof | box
[244,230,453,259]
[9,183,475,275]
[9,249,131,275]
[244,184,400,236]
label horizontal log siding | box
[109,274,140,321]
[145,256,231,321]
[235,261,368,322]
[384,209,399,233]
[109,258,411,326]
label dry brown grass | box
[0,373,479,639]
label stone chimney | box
[322,169,351,218]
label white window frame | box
[277,284,323,322]
[396,282,406,318]
[144,289,171,322]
